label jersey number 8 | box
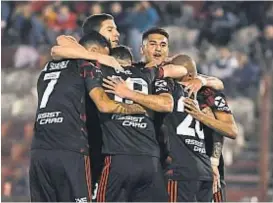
[176,96,204,139]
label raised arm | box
[51,35,122,69]
[161,64,188,79]
[198,74,224,91]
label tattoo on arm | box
[202,107,224,158]
[212,139,223,159]
[112,102,146,114]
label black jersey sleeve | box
[153,78,174,95]
[198,87,232,113]
[79,60,103,92]
[153,67,165,80]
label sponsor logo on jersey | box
[112,115,147,129]
[37,111,64,125]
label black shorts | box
[213,179,227,202]
[96,155,168,202]
[167,179,213,202]
[29,149,92,202]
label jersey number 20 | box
[176,96,204,139]
[39,71,61,109]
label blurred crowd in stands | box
[1,1,273,201]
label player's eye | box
[107,28,113,32]
[161,44,167,48]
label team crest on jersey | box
[214,96,230,111]
[214,96,226,107]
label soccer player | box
[182,64,238,202]
[53,13,122,69]
[171,54,238,202]
[102,29,226,202]
[29,31,147,202]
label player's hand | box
[96,55,123,70]
[212,165,221,194]
[179,78,203,98]
[56,35,78,46]
[103,77,130,98]
[183,98,202,118]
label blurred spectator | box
[126,1,160,60]
[14,45,39,69]
[202,47,239,79]
[55,5,77,33]
[89,3,103,15]
[261,23,273,58]
[201,47,239,95]
[2,2,11,30]
[196,4,239,47]
[233,50,261,97]
[110,2,127,43]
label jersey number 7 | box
[176,96,204,139]
[40,71,61,109]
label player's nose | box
[115,30,120,37]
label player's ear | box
[89,45,99,53]
[140,45,144,55]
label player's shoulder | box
[198,87,231,112]
[198,86,226,98]
[77,59,98,68]
[133,61,146,68]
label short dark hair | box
[79,31,111,50]
[142,27,169,42]
[82,13,114,35]
[110,45,133,62]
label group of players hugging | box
[29,13,238,202]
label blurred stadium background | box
[1,1,272,202]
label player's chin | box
[111,41,119,47]
[152,57,164,65]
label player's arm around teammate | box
[103,76,174,112]
[79,32,147,115]
[183,94,238,139]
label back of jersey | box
[98,64,161,158]
[161,82,212,181]
[32,60,89,155]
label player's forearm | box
[163,64,188,78]
[211,134,224,166]
[51,45,98,61]
[212,133,224,159]
[125,90,173,112]
[107,102,147,115]
[197,113,237,139]
[198,74,224,90]
[56,35,78,46]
